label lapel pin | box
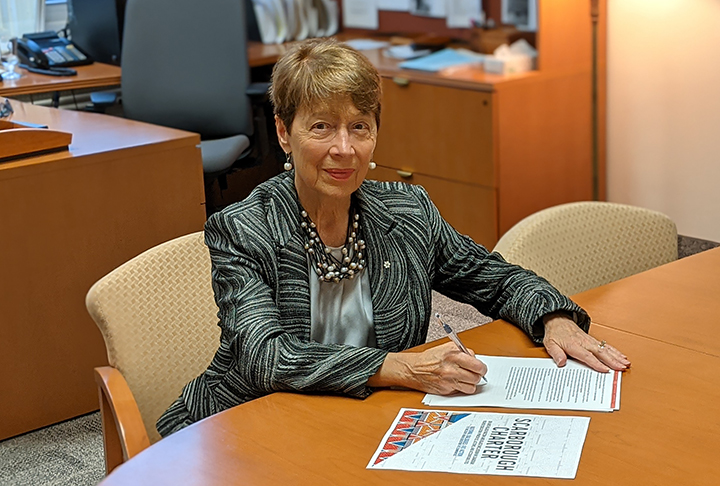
[384,261,391,269]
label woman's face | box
[276,100,378,206]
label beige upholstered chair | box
[86,232,220,473]
[493,202,677,296]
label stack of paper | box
[422,355,621,412]
[369,356,622,478]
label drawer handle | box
[397,170,413,179]
[392,77,410,87]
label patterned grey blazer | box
[157,172,589,436]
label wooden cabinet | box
[367,0,603,249]
[375,80,494,186]
[373,79,497,247]
[371,166,497,248]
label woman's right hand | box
[367,342,487,395]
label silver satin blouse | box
[309,247,375,347]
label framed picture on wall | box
[501,0,537,31]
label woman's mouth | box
[325,169,355,181]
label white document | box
[344,38,391,51]
[293,0,310,40]
[305,3,319,37]
[323,0,339,36]
[342,0,379,29]
[383,44,431,59]
[368,409,590,479]
[253,0,278,44]
[423,355,621,412]
[410,0,446,18]
[270,0,289,43]
[378,0,411,11]
[446,0,483,28]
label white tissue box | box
[483,54,534,75]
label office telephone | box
[17,31,92,76]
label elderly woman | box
[157,38,629,437]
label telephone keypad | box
[46,50,67,65]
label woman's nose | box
[330,128,354,157]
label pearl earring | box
[284,152,293,171]
[369,161,377,170]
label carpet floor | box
[0,413,104,486]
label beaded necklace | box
[300,201,366,283]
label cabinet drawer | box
[370,166,498,248]
[375,78,494,187]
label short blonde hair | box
[269,38,382,133]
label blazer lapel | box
[357,185,410,352]
[269,175,312,340]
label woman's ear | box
[275,115,291,152]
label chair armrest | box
[90,91,120,107]
[85,90,121,114]
[94,366,150,474]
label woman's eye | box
[312,123,329,131]
[353,123,368,131]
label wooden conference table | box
[99,248,720,485]
[0,99,206,440]
[573,247,720,358]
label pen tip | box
[435,312,441,319]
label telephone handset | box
[17,31,93,76]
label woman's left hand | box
[542,314,631,372]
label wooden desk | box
[573,247,720,358]
[367,55,592,248]
[97,315,720,485]
[247,41,293,68]
[0,62,121,97]
[0,44,276,98]
[0,99,206,440]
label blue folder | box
[398,48,483,72]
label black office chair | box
[121,0,275,211]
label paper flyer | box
[368,409,590,478]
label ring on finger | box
[598,340,607,350]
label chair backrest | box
[493,202,678,296]
[121,0,253,139]
[87,232,220,443]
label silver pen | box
[435,313,487,385]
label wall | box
[607,0,720,241]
